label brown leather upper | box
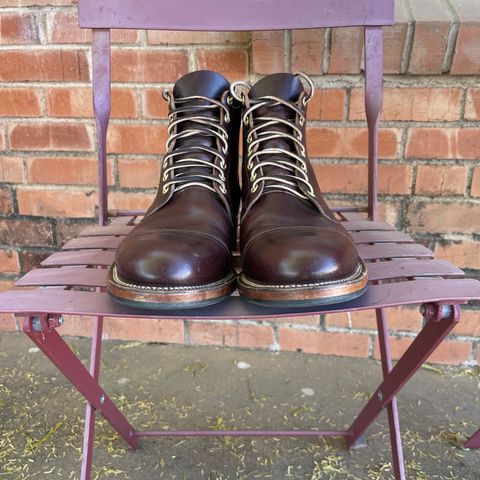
[114,71,240,287]
[239,73,361,285]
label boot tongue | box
[168,70,231,190]
[248,74,306,196]
[249,73,304,102]
[173,70,229,100]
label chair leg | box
[465,428,480,448]
[347,304,460,450]
[80,316,104,480]
[376,308,406,480]
[22,316,138,451]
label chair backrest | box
[79,0,394,31]
[78,0,394,225]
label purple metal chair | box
[1,0,480,478]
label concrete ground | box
[1,332,480,480]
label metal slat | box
[358,244,433,260]
[16,267,108,287]
[20,259,464,288]
[79,225,134,237]
[351,231,413,244]
[63,236,121,250]
[366,259,464,282]
[41,250,116,267]
[20,259,464,287]
[2,278,479,319]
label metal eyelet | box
[220,161,226,169]
[220,185,227,194]
[250,172,257,181]
[222,146,228,154]
[247,162,253,170]
[224,113,230,124]
[227,96,233,105]
[299,117,305,127]
[163,173,168,181]
[250,183,258,193]
[162,185,170,194]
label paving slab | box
[1,332,480,479]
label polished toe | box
[115,230,230,287]
[242,228,360,285]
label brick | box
[0,219,54,247]
[109,192,155,211]
[252,31,285,75]
[435,240,480,270]
[46,87,137,119]
[406,202,480,234]
[449,0,480,74]
[0,250,20,275]
[0,89,42,117]
[314,163,412,195]
[350,88,462,122]
[19,251,48,273]
[47,11,139,44]
[103,317,184,343]
[27,156,114,186]
[0,188,14,216]
[307,127,399,159]
[0,50,89,82]
[0,156,23,183]
[415,165,467,196]
[0,12,40,44]
[279,328,370,357]
[0,280,15,292]
[383,0,410,73]
[454,309,480,336]
[147,31,249,45]
[196,49,248,81]
[1,0,73,6]
[108,124,167,154]
[465,89,480,120]
[0,124,4,151]
[118,158,160,188]
[408,0,452,74]
[9,123,92,151]
[189,322,273,349]
[143,89,169,119]
[452,24,480,74]
[378,200,401,226]
[271,315,320,326]
[406,128,480,160]
[328,27,363,74]
[308,89,345,121]
[59,315,93,337]
[373,336,471,365]
[0,314,17,332]
[17,189,97,218]
[55,222,92,245]
[471,167,480,197]
[291,29,325,75]
[111,50,189,83]
[326,307,422,332]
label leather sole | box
[107,264,236,309]
[237,261,368,307]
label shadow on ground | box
[1,332,479,479]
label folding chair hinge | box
[23,314,65,333]
[420,303,460,323]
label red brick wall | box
[0,0,479,365]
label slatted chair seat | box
[0,0,479,479]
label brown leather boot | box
[107,71,241,308]
[232,72,368,306]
